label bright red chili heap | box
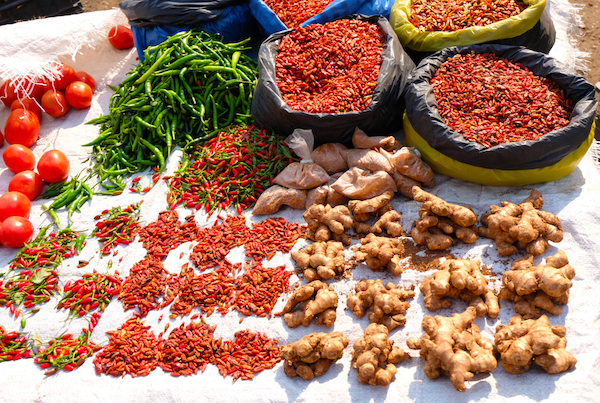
[410,0,527,32]
[431,53,573,148]
[276,19,385,114]
[264,0,334,28]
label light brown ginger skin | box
[499,250,574,319]
[347,279,415,331]
[348,191,395,220]
[282,332,350,380]
[351,323,411,386]
[354,234,405,275]
[291,241,347,281]
[410,226,454,250]
[494,314,576,374]
[412,187,477,227]
[303,204,353,245]
[279,281,339,328]
[354,210,403,237]
[406,307,497,392]
[420,258,499,318]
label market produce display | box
[263,0,335,29]
[281,331,349,379]
[353,234,405,275]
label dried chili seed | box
[216,330,281,381]
[159,321,219,376]
[93,317,162,377]
[276,19,385,113]
[233,262,292,318]
[410,0,527,32]
[138,210,199,259]
[263,0,334,28]
[431,52,573,148]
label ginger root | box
[351,323,411,386]
[282,332,349,380]
[290,241,349,281]
[410,187,478,250]
[407,307,497,392]
[495,314,577,374]
[479,190,563,256]
[352,127,400,152]
[420,258,499,318]
[354,234,405,276]
[278,280,339,328]
[303,204,353,246]
[498,250,575,319]
[347,279,415,331]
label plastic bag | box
[402,44,598,186]
[249,0,368,35]
[129,4,256,61]
[345,149,394,173]
[253,185,307,215]
[389,147,434,186]
[355,0,396,19]
[251,14,416,146]
[311,143,349,174]
[390,0,554,55]
[331,167,397,200]
[273,129,331,189]
[351,127,399,151]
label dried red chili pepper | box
[216,330,281,381]
[276,19,385,113]
[410,0,527,32]
[138,210,199,259]
[244,217,305,261]
[263,0,334,28]
[93,317,163,377]
[190,215,250,270]
[431,52,573,148]
[159,321,219,376]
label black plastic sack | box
[119,0,247,27]
[404,9,556,65]
[404,44,597,171]
[251,14,416,146]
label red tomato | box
[41,90,69,118]
[4,109,40,148]
[108,25,134,50]
[0,81,17,107]
[3,144,36,173]
[16,76,45,101]
[0,130,4,147]
[0,216,34,248]
[65,81,93,109]
[8,171,43,200]
[0,191,31,221]
[75,71,96,92]
[37,150,70,183]
[11,98,43,120]
[51,63,77,91]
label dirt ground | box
[83,0,600,121]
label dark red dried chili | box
[216,330,281,381]
[138,210,199,259]
[245,217,305,261]
[159,321,219,376]
[276,19,385,113]
[190,215,249,270]
[264,0,334,28]
[431,52,573,148]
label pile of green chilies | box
[85,30,259,192]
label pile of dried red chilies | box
[190,215,249,270]
[263,0,334,28]
[431,52,573,148]
[138,210,199,259]
[244,217,305,261]
[58,271,122,318]
[410,0,527,32]
[92,202,142,256]
[167,125,294,216]
[217,330,281,381]
[158,321,218,376]
[276,19,385,113]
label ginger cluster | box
[303,204,353,245]
[349,191,403,237]
[354,234,405,276]
[281,332,349,380]
[279,280,338,328]
[291,241,349,281]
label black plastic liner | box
[251,14,416,146]
[404,44,597,170]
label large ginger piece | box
[407,307,497,392]
[495,314,577,374]
[479,190,563,256]
[354,234,405,276]
[282,332,349,380]
[351,323,411,386]
[349,191,403,237]
[348,191,394,222]
[303,204,353,245]
[347,279,415,331]
[410,187,478,250]
[278,280,338,328]
[498,250,575,319]
[420,258,499,318]
[291,241,349,281]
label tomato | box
[41,90,69,118]
[0,130,4,148]
[0,191,31,221]
[3,144,36,173]
[0,216,34,248]
[108,25,134,50]
[4,109,40,148]
[11,98,43,120]
[37,150,70,183]
[16,76,45,101]
[65,81,93,109]
[75,71,96,92]
[8,171,43,200]
[0,81,17,107]
[51,63,77,91]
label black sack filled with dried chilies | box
[251,14,415,146]
[402,44,598,186]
